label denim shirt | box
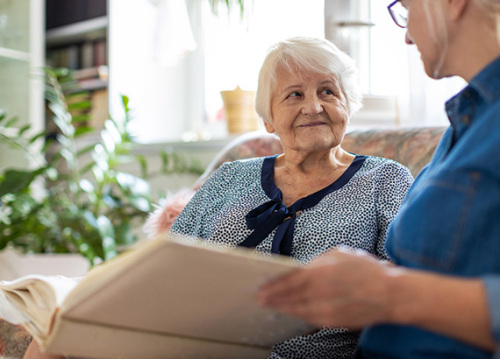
[359,56,500,358]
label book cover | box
[0,235,313,359]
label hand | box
[257,247,400,329]
[23,340,65,359]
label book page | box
[0,275,80,338]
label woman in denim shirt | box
[259,0,500,358]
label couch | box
[144,126,446,236]
[0,126,446,359]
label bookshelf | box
[45,0,109,132]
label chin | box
[423,64,443,80]
[302,136,342,152]
[422,60,440,79]
[422,55,453,80]
[426,68,454,80]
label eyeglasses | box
[387,0,408,28]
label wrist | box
[383,265,415,325]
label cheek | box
[332,100,350,120]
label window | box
[204,0,324,135]
[109,0,465,144]
[325,0,465,127]
[109,0,324,143]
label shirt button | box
[461,115,471,125]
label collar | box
[469,56,500,105]
[445,56,500,134]
[239,155,367,256]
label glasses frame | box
[387,0,407,28]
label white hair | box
[255,37,362,124]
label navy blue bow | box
[238,154,367,256]
[239,198,303,256]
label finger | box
[267,293,338,328]
[257,268,308,304]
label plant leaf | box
[18,124,31,136]
[77,144,96,157]
[136,155,148,178]
[4,117,18,128]
[68,100,91,111]
[29,131,46,144]
[96,215,117,260]
[74,126,94,137]
[71,113,91,123]
[115,172,151,197]
[0,170,36,197]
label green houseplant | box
[208,0,246,15]
[0,68,204,265]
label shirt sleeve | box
[170,162,234,238]
[483,275,500,355]
[374,161,414,259]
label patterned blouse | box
[171,155,413,359]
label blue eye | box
[288,91,301,98]
[323,89,334,95]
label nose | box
[301,96,323,116]
[405,31,414,45]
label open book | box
[0,235,314,359]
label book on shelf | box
[93,39,107,67]
[72,65,108,81]
[0,235,313,359]
[80,41,94,69]
[46,39,108,71]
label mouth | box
[298,121,327,128]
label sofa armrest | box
[0,319,32,359]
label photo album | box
[0,235,314,359]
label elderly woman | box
[170,37,413,359]
[259,2,500,359]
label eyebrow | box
[319,80,339,88]
[279,84,302,96]
[277,78,340,97]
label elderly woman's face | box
[265,64,349,154]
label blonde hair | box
[421,0,500,76]
[422,0,500,44]
[255,37,362,124]
[422,0,449,77]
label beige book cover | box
[0,235,314,359]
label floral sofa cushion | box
[197,126,446,183]
[0,321,31,359]
[144,126,446,236]
[341,126,446,177]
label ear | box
[447,0,468,20]
[263,120,275,134]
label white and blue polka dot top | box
[171,154,413,358]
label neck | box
[276,146,353,175]
[273,147,355,206]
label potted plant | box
[207,0,261,135]
[0,68,204,269]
